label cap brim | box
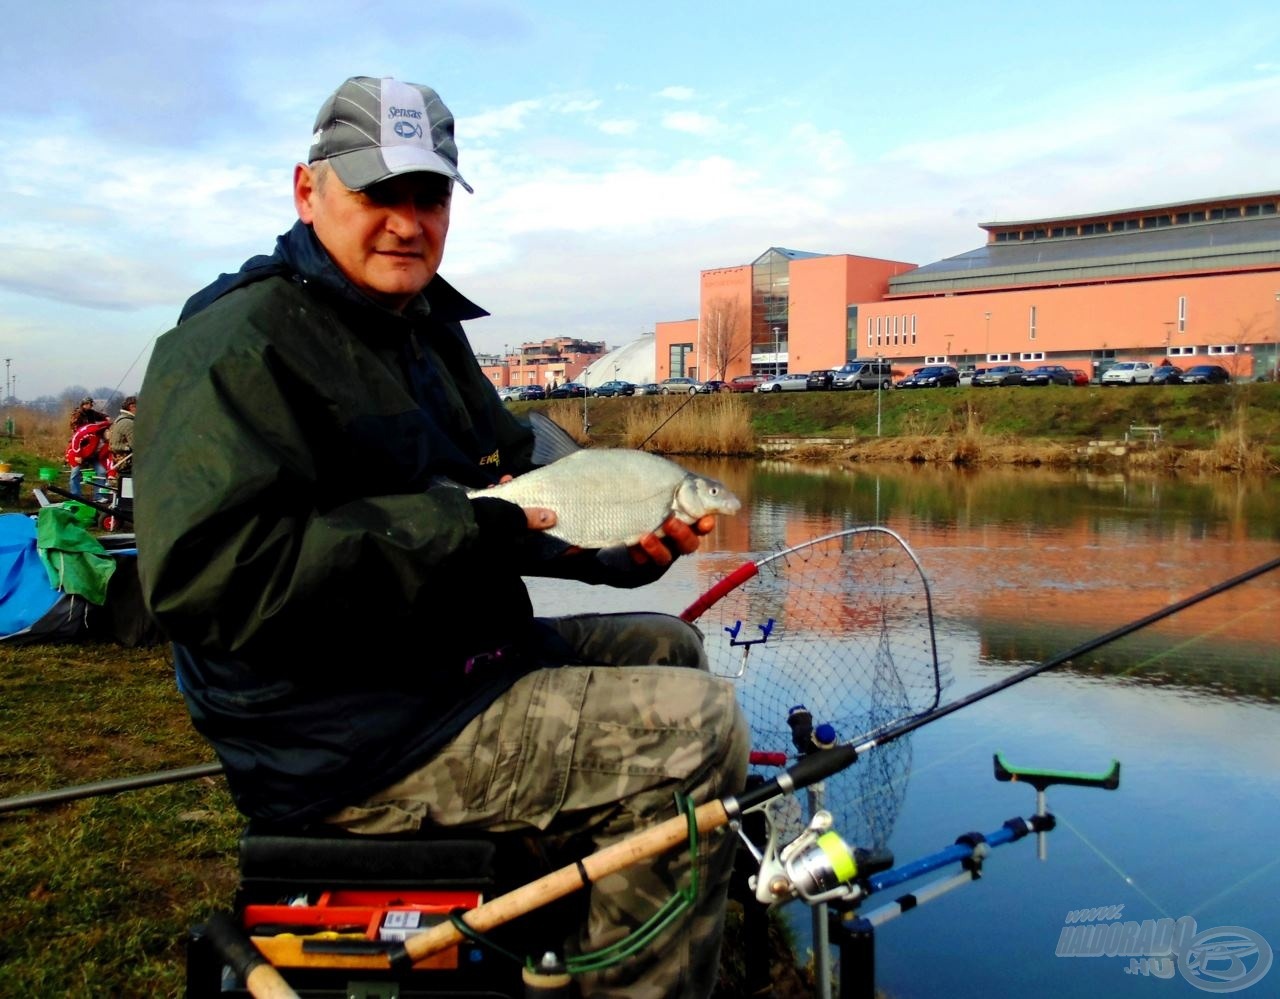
[325,147,473,194]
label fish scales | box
[468,449,740,549]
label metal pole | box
[984,312,991,360]
[875,353,883,437]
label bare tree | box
[701,296,749,379]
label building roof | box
[578,333,656,388]
[889,214,1280,296]
[981,190,1280,229]
[752,247,828,264]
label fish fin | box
[528,411,584,466]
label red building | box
[656,191,1280,383]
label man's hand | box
[524,507,556,531]
[630,514,716,566]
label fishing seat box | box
[185,824,583,998]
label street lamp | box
[875,352,883,437]
[772,327,781,376]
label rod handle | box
[202,911,298,999]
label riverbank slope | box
[538,382,1280,471]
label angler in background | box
[66,395,110,499]
[106,395,137,481]
[133,75,748,998]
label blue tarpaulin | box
[0,514,62,637]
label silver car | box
[755,373,811,392]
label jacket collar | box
[179,221,489,325]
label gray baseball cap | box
[308,76,473,193]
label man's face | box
[294,164,452,312]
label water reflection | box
[678,458,1280,702]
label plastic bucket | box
[38,467,58,482]
[0,462,10,473]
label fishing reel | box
[741,802,893,908]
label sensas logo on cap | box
[393,121,423,140]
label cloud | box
[662,111,720,136]
[657,86,695,101]
[598,119,638,136]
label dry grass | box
[2,406,69,466]
[620,394,755,454]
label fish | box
[466,412,741,549]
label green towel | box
[36,506,117,605]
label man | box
[67,395,110,499]
[134,76,747,998]
[106,395,136,477]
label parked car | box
[1100,361,1155,385]
[1180,364,1232,384]
[1021,364,1075,386]
[971,364,1026,386]
[755,373,810,393]
[658,376,702,395]
[592,380,635,397]
[633,382,661,396]
[833,359,894,390]
[727,374,768,393]
[497,385,522,402]
[805,369,836,390]
[898,364,960,388]
[1070,369,1091,386]
[957,366,980,386]
[1151,364,1183,385]
[697,379,731,393]
[513,384,545,401]
[548,381,588,399]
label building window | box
[669,343,693,377]
[1029,305,1037,340]
[1169,345,1196,357]
[1177,296,1187,333]
[1020,351,1045,362]
[1208,344,1238,355]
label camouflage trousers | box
[327,612,750,999]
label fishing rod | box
[0,762,223,815]
[379,553,1280,970]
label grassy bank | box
[546,382,1280,471]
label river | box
[525,459,1280,998]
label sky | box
[3,1,1279,402]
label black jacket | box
[136,222,556,824]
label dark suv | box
[806,369,835,390]
[833,359,893,390]
[898,365,960,388]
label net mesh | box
[690,527,950,850]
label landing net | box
[684,527,949,849]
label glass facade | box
[751,249,792,373]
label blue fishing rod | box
[829,754,1122,999]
